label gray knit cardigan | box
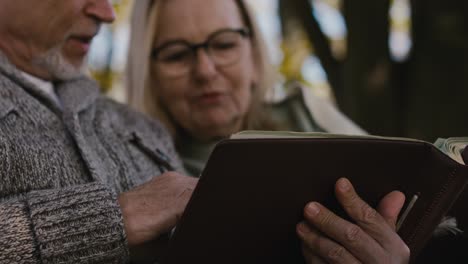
[0,54,183,263]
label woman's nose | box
[192,48,217,80]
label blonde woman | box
[126,0,365,177]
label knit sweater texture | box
[0,53,183,263]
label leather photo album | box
[164,132,468,264]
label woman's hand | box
[297,178,410,263]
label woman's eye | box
[211,41,238,51]
[160,49,191,63]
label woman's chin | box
[191,121,241,141]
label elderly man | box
[0,1,409,263]
[0,1,197,263]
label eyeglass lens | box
[154,29,248,76]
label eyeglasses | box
[151,28,250,77]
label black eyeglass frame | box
[151,28,251,61]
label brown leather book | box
[164,132,468,264]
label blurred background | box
[88,0,468,142]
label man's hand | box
[297,178,410,264]
[118,171,197,248]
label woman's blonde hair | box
[126,0,277,138]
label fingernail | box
[306,202,320,217]
[298,222,311,234]
[338,178,351,191]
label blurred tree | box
[88,0,133,94]
[280,0,468,141]
[406,0,468,140]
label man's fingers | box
[334,178,398,244]
[301,244,328,264]
[301,202,385,263]
[334,178,410,260]
[377,191,406,229]
[300,179,410,263]
[119,172,198,247]
[302,250,327,264]
[297,222,360,264]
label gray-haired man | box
[0,1,197,263]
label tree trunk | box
[279,0,468,140]
[406,0,468,141]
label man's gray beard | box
[33,46,86,81]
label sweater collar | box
[0,51,99,116]
[20,70,61,107]
[55,76,100,115]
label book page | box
[434,137,468,165]
[230,130,423,143]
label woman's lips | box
[194,92,226,105]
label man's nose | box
[85,0,116,23]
